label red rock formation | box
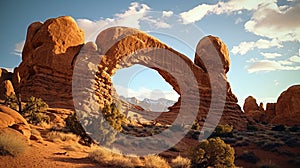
[0,105,31,139]
[271,85,300,126]
[0,80,15,100]
[13,16,84,108]
[16,16,247,129]
[243,96,259,113]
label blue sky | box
[1,0,300,106]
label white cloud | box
[114,85,179,101]
[77,2,151,41]
[179,0,275,24]
[289,55,300,63]
[12,41,24,57]
[141,17,171,28]
[180,4,216,24]
[231,39,282,55]
[246,58,300,73]
[234,17,243,24]
[260,52,282,59]
[244,2,300,42]
[274,80,279,86]
[162,11,173,17]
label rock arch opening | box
[112,64,179,112]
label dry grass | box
[46,131,80,143]
[144,155,170,168]
[88,146,136,168]
[170,155,191,168]
[0,133,28,156]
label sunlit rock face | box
[15,16,247,130]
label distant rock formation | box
[272,85,300,125]
[244,85,300,126]
[14,16,248,129]
[13,16,84,108]
[243,96,259,113]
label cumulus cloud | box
[114,85,179,101]
[77,2,151,41]
[231,39,282,55]
[234,17,243,24]
[179,0,277,24]
[245,3,300,42]
[1,67,14,72]
[76,2,173,42]
[180,4,217,24]
[162,11,173,17]
[12,41,24,56]
[260,52,282,59]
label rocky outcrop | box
[243,96,259,113]
[0,80,15,100]
[13,16,84,108]
[0,68,13,84]
[271,85,300,126]
[16,16,247,130]
[73,26,247,129]
[0,105,31,139]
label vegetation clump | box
[190,137,235,168]
[22,96,49,125]
[0,133,28,156]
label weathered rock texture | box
[0,80,15,100]
[271,85,300,125]
[75,26,247,129]
[13,16,84,108]
[16,16,247,129]
[0,105,31,139]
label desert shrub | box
[22,96,49,125]
[211,124,233,137]
[271,125,286,131]
[102,102,125,132]
[247,124,258,131]
[85,103,125,146]
[171,155,191,168]
[289,126,300,132]
[190,137,235,168]
[144,155,170,168]
[89,146,135,168]
[237,151,259,163]
[46,131,80,143]
[0,133,27,156]
[4,94,19,111]
[257,160,279,168]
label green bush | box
[21,96,49,125]
[271,125,286,131]
[211,124,233,137]
[190,137,235,168]
[85,102,125,146]
[237,151,259,163]
[0,133,28,156]
[247,125,258,132]
[4,94,19,111]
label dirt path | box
[0,139,101,168]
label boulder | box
[271,85,300,126]
[0,80,15,100]
[243,96,259,113]
[13,16,84,108]
[0,105,31,139]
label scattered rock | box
[0,80,15,100]
[0,105,31,139]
